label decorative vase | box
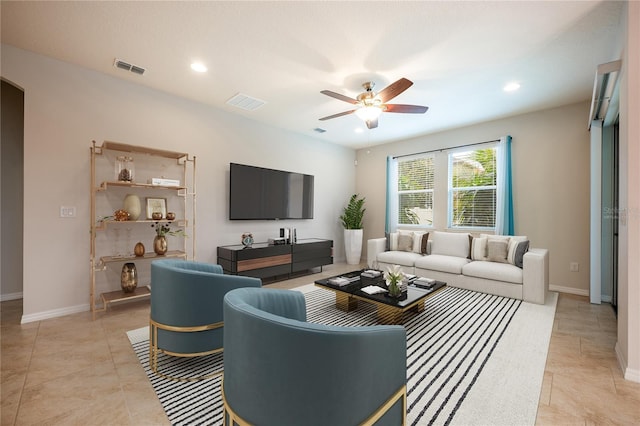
[344,229,363,265]
[134,242,145,257]
[116,156,134,182]
[387,279,402,298]
[154,235,168,255]
[152,212,163,221]
[123,194,141,221]
[165,212,176,221]
[121,262,138,293]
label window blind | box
[449,147,497,228]
[397,155,434,226]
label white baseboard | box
[0,292,23,302]
[549,284,589,297]
[21,303,89,324]
[615,342,640,383]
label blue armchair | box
[222,287,407,426]
[149,259,261,381]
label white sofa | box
[367,230,549,304]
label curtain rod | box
[393,138,501,159]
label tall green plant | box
[339,194,366,229]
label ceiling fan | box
[319,78,429,129]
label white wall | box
[616,1,640,383]
[1,45,356,321]
[356,101,592,294]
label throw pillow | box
[411,231,429,254]
[470,236,488,261]
[506,235,529,265]
[514,240,530,268]
[397,233,414,252]
[420,232,429,255]
[389,232,399,251]
[487,239,509,263]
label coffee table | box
[314,270,446,325]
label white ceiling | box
[1,1,625,149]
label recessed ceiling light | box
[355,128,364,133]
[191,62,208,73]
[504,82,521,92]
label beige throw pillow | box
[398,231,414,252]
[487,239,509,263]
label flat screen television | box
[229,163,314,220]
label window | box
[396,155,434,226]
[448,147,497,229]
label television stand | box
[217,238,333,282]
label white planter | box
[344,229,363,265]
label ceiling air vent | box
[114,58,146,76]
[226,93,266,111]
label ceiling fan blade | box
[320,90,358,104]
[384,104,429,114]
[377,78,413,103]
[319,110,356,121]
[366,118,379,129]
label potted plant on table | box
[384,265,404,298]
[339,194,366,265]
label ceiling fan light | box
[355,106,382,121]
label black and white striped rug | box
[128,286,545,426]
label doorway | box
[611,121,619,313]
[1,79,25,302]
[601,119,619,313]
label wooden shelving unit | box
[90,140,196,318]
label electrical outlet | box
[570,262,579,272]
[60,206,76,218]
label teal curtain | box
[496,136,514,235]
[385,156,398,234]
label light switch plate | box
[60,206,76,218]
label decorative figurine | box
[242,233,254,248]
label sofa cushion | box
[414,254,470,274]
[377,250,423,267]
[462,261,523,284]
[430,231,470,258]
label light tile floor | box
[2,265,639,425]
[535,293,640,425]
